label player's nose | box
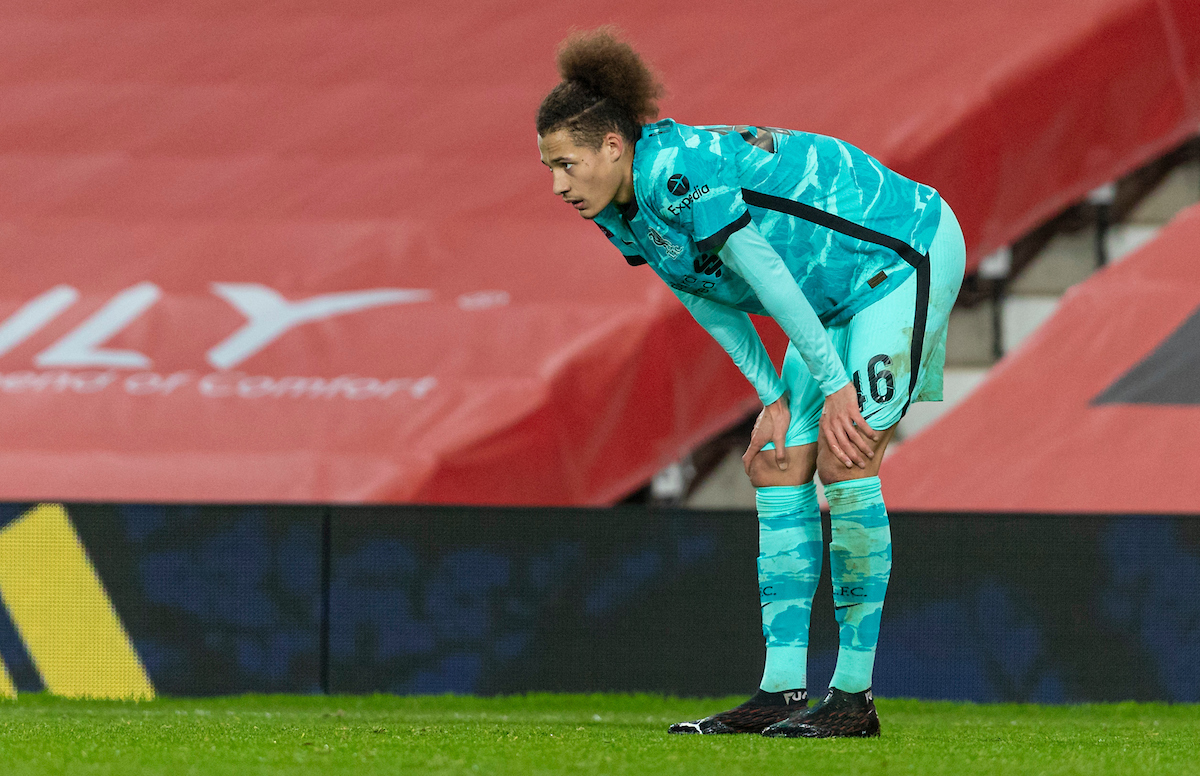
[551,170,570,196]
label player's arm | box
[716,223,846,394]
[671,287,793,469]
[670,288,784,407]
[717,222,878,467]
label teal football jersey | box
[593,119,943,327]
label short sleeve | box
[649,140,751,253]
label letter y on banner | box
[207,284,433,369]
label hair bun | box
[556,26,662,124]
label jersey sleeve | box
[717,222,850,397]
[648,140,752,253]
[671,288,785,406]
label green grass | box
[0,693,1197,775]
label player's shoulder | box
[638,118,719,144]
[638,119,726,162]
[634,120,728,191]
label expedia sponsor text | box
[667,184,711,215]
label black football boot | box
[760,687,880,738]
[668,688,808,734]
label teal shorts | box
[769,197,966,448]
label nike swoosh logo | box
[834,603,862,610]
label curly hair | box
[536,26,664,148]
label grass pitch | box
[0,693,1196,775]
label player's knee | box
[816,425,896,484]
[816,455,864,484]
[816,447,870,485]
[749,447,816,488]
[750,466,804,488]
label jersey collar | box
[614,197,639,221]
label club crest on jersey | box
[646,227,683,258]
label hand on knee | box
[817,449,865,485]
[816,424,897,484]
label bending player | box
[536,27,964,737]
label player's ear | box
[601,132,624,163]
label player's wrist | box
[822,380,853,400]
[766,391,789,410]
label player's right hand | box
[820,382,878,468]
[743,394,790,475]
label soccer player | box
[536,28,964,738]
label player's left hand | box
[820,382,878,468]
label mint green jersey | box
[593,119,943,327]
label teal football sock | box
[756,483,822,693]
[825,476,891,694]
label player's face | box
[538,130,626,220]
